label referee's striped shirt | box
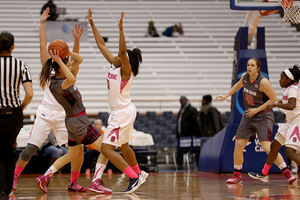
[0,56,32,108]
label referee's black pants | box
[0,107,23,199]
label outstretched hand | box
[71,23,84,40]
[118,12,125,30]
[41,7,50,23]
[49,49,62,63]
[87,8,93,24]
[216,95,226,101]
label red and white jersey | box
[107,65,133,110]
[41,83,64,111]
[282,84,300,122]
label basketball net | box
[278,0,300,24]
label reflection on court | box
[10,172,300,200]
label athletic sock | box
[44,165,57,177]
[92,163,106,182]
[14,164,25,177]
[262,163,271,176]
[131,164,141,175]
[70,170,80,183]
[123,166,138,179]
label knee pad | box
[20,144,39,161]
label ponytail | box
[291,65,300,84]
[127,48,142,76]
[39,58,52,89]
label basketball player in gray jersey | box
[217,57,296,184]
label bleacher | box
[1,0,300,116]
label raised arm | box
[70,23,84,77]
[49,49,79,90]
[87,8,114,64]
[118,12,131,80]
[40,7,51,66]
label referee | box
[0,31,33,199]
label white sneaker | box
[141,171,149,180]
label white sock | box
[279,163,287,170]
[92,163,106,182]
[234,165,242,170]
[44,165,58,177]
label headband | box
[284,69,294,81]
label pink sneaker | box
[283,169,297,184]
[89,178,112,194]
[68,180,87,192]
[35,175,50,193]
[11,174,19,192]
[227,172,243,184]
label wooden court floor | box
[9,172,300,200]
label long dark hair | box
[39,57,69,89]
[284,65,300,84]
[0,31,14,53]
[127,48,142,76]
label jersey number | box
[245,94,254,106]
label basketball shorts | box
[28,105,67,147]
[236,111,274,142]
[102,102,136,147]
[65,114,101,146]
[275,118,300,150]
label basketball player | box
[88,9,148,193]
[34,8,111,194]
[11,8,86,193]
[216,57,296,184]
[249,65,300,183]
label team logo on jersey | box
[289,126,300,142]
[255,84,258,88]
[111,136,116,142]
[107,126,120,142]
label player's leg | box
[12,116,51,192]
[227,138,248,184]
[36,145,82,193]
[119,143,148,180]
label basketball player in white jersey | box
[12,8,87,193]
[88,9,148,193]
[249,65,300,183]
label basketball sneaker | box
[89,178,112,194]
[226,172,243,184]
[282,168,297,184]
[67,179,87,192]
[11,174,19,192]
[35,175,50,193]
[124,175,145,194]
[141,171,149,180]
[248,172,269,182]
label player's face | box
[279,72,291,88]
[247,59,259,75]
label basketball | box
[48,39,69,59]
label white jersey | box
[41,84,64,111]
[282,84,300,123]
[107,65,133,110]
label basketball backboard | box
[230,0,282,10]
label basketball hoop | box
[279,0,300,24]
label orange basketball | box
[48,39,69,59]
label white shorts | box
[28,104,68,147]
[275,119,300,150]
[102,103,136,147]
